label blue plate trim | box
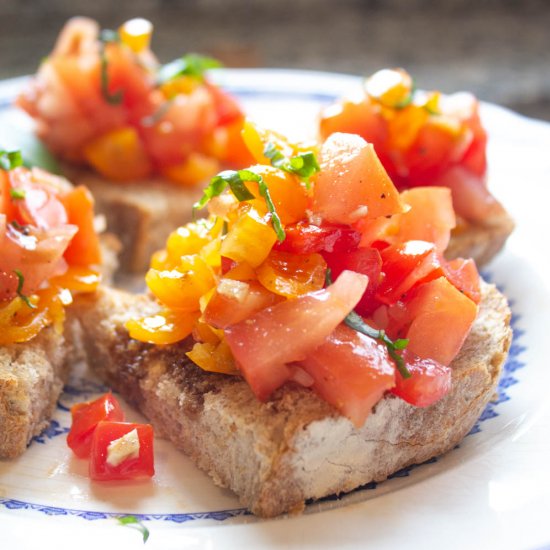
[0,498,249,523]
[6,283,525,523]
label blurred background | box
[0,0,549,120]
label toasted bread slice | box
[446,213,515,266]
[0,325,76,459]
[72,280,511,517]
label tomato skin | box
[376,241,441,305]
[390,350,451,407]
[313,133,404,224]
[204,280,280,329]
[399,276,478,366]
[66,393,125,459]
[274,222,361,255]
[89,421,154,481]
[300,324,395,427]
[61,185,102,266]
[444,258,480,304]
[322,247,382,316]
[225,270,368,401]
[396,187,456,253]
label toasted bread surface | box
[73,280,511,517]
[446,213,515,266]
[0,326,74,459]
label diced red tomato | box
[224,270,368,400]
[89,421,154,481]
[435,166,509,224]
[300,324,395,427]
[322,246,382,316]
[9,168,68,230]
[396,187,456,253]
[274,222,361,255]
[399,277,478,365]
[313,133,404,224]
[376,241,441,305]
[390,349,452,407]
[0,171,15,219]
[444,257,481,304]
[61,185,102,266]
[66,393,125,459]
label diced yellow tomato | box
[161,153,220,187]
[160,76,200,99]
[84,126,153,181]
[241,120,294,164]
[118,18,153,53]
[186,340,239,375]
[146,255,215,311]
[49,266,101,293]
[165,219,223,263]
[219,119,255,167]
[256,250,327,298]
[246,165,309,225]
[0,286,68,345]
[220,208,277,268]
[192,318,223,344]
[223,261,257,282]
[365,68,414,108]
[387,104,429,150]
[126,309,200,345]
[61,185,102,266]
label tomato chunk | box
[313,133,404,224]
[274,222,361,255]
[376,241,441,305]
[89,421,154,481]
[66,393,125,458]
[322,247,382,316]
[390,350,452,407]
[224,270,368,400]
[300,324,395,427]
[401,277,478,365]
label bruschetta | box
[72,128,512,516]
[17,17,252,272]
[0,151,104,458]
[319,68,514,265]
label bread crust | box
[73,280,511,517]
[0,325,74,458]
[446,213,515,266]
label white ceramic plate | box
[1,69,550,550]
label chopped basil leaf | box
[344,311,410,379]
[116,515,150,543]
[194,170,285,242]
[263,143,320,188]
[157,53,222,85]
[9,188,26,200]
[13,269,36,309]
[325,268,410,378]
[99,29,123,105]
[0,150,23,171]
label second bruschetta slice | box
[17,17,252,273]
